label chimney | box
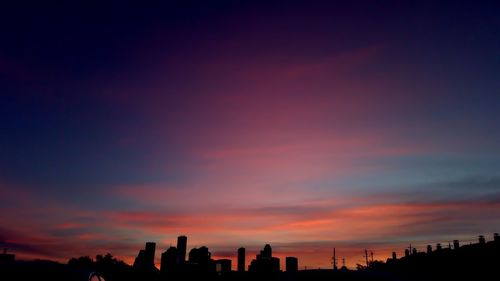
[479,235,486,244]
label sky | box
[1,0,500,270]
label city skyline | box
[3,232,499,281]
[1,0,500,270]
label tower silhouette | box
[238,247,245,272]
[160,247,178,276]
[262,244,272,258]
[133,242,157,272]
[177,236,187,264]
[145,242,156,266]
[249,244,280,273]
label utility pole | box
[370,251,374,263]
[332,248,338,270]
[365,249,369,267]
[342,257,346,268]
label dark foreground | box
[2,237,499,281]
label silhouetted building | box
[495,233,500,243]
[145,242,156,265]
[479,235,486,244]
[262,244,272,258]
[134,242,157,272]
[237,247,245,272]
[0,249,15,267]
[249,244,280,273]
[215,259,231,274]
[160,246,178,276]
[177,235,187,264]
[392,252,397,260]
[189,246,211,264]
[404,249,410,257]
[188,246,214,273]
[134,250,146,267]
[412,248,417,255]
[376,233,500,281]
[286,257,298,272]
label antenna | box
[332,248,338,270]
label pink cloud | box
[3,182,499,269]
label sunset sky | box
[1,0,500,269]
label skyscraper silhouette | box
[145,242,156,266]
[238,247,245,272]
[177,235,187,264]
[249,244,280,273]
[160,247,178,277]
[262,244,272,258]
[134,242,157,272]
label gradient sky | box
[1,0,500,270]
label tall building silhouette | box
[249,244,280,273]
[160,247,178,276]
[187,246,214,273]
[145,242,156,265]
[134,242,157,272]
[188,246,211,265]
[285,257,298,272]
[238,247,245,272]
[177,235,187,264]
[262,244,272,258]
